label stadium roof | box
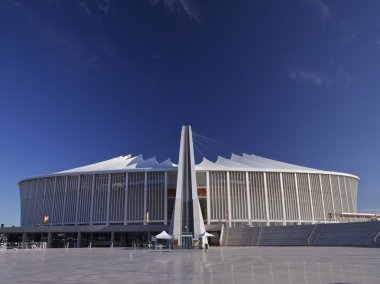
[19,127,359,181]
[51,153,358,179]
[57,155,176,174]
[196,154,358,178]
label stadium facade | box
[5,126,359,247]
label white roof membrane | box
[23,152,356,180]
[195,153,358,179]
[57,154,176,174]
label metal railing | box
[0,242,47,251]
[307,224,322,246]
[257,227,263,246]
[374,231,380,243]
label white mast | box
[170,125,206,247]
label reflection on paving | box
[0,247,379,283]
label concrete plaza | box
[0,246,379,283]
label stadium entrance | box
[181,233,193,249]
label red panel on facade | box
[197,188,206,196]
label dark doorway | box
[181,234,193,249]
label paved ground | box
[0,246,380,283]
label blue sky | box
[0,0,379,226]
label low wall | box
[222,221,380,247]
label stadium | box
[2,126,364,248]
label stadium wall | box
[19,170,358,227]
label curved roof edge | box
[18,168,179,184]
[195,157,359,180]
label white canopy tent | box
[155,231,172,240]
[199,232,215,237]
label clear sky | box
[0,0,379,226]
